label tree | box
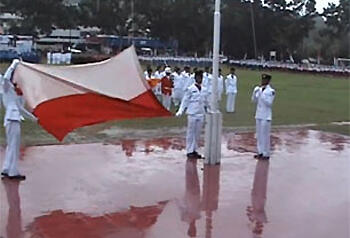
[78,0,128,35]
[0,0,78,35]
[321,0,350,59]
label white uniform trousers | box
[2,121,21,176]
[218,91,223,101]
[256,119,271,157]
[162,94,172,111]
[226,93,237,112]
[186,115,204,153]
[172,89,183,107]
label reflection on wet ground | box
[0,129,349,238]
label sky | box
[315,0,339,13]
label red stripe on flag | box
[34,90,171,141]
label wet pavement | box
[0,129,349,238]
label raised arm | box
[251,86,261,103]
[3,59,20,93]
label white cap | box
[165,67,171,73]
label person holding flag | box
[1,59,38,180]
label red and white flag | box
[13,46,171,141]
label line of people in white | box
[47,52,72,65]
[144,66,238,113]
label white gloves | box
[253,86,261,92]
[254,86,262,96]
[12,59,20,66]
[175,110,183,117]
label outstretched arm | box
[3,59,20,93]
[177,89,191,116]
[17,97,37,122]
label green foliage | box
[1,0,78,35]
[0,0,347,61]
[78,0,128,35]
[321,0,350,59]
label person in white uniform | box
[205,68,223,102]
[47,51,52,64]
[202,67,211,90]
[225,67,238,113]
[154,66,164,101]
[176,70,209,159]
[182,66,194,94]
[144,67,153,81]
[172,67,184,108]
[251,74,275,160]
[1,59,37,180]
[144,65,152,79]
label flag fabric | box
[13,46,171,141]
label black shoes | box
[1,172,26,180]
[193,151,204,159]
[1,172,8,177]
[254,154,263,159]
[187,151,204,159]
[254,154,270,160]
[8,175,26,180]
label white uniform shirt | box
[225,74,237,94]
[205,74,223,95]
[181,71,194,91]
[204,74,213,93]
[179,84,209,117]
[144,72,154,81]
[251,85,275,121]
[160,71,166,78]
[154,71,165,79]
[154,71,161,79]
[172,72,183,90]
[202,72,211,89]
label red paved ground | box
[0,130,349,238]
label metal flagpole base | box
[204,111,222,165]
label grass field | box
[0,63,349,146]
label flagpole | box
[250,0,257,59]
[204,0,222,165]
